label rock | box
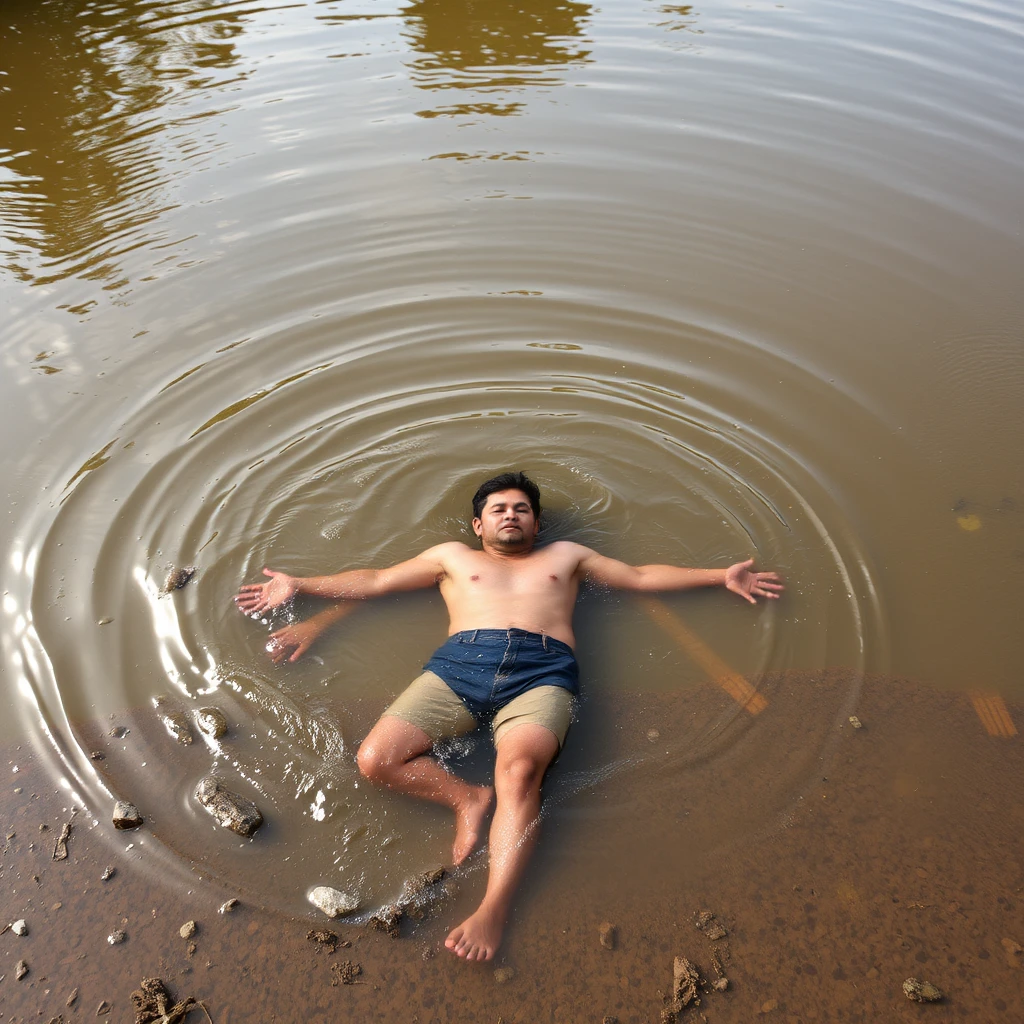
[12,918,28,935]
[52,820,72,860]
[309,885,360,918]
[493,966,515,984]
[903,977,943,1002]
[195,776,263,836]
[101,866,115,880]
[67,987,79,1006]
[713,977,729,992]
[603,1017,619,1024]
[599,921,617,949]
[157,707,193,746]
[848,715,863,729]
[162,567,196,593]
[218,898,239,914]
[195,707,227,740]
[112,801,143,830]
[96,1000,112,1015]
[307,928,338,952]
[108,929,127,944]
[672,956,701,1011]
[109,726,129,739]
[97,617,114,626]
[179,920,197,939]
[16,959,28,979]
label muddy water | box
[1,0,1022,1000]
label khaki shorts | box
[384,670,577,749]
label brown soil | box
[1,673,1022,1023]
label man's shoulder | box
[535,539,593,563]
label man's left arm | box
[576,547,784,604]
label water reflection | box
[0,0,249,292]
[400,0,592,118]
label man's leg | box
[357,714,493,865]
[445,722,559,961]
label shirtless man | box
[234,471,783,961]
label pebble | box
[109,726,128,739]
[713,977,729,992]
[12,918,28,936]
[96,999,112,1015]
[195,707,228,740]
[849,716,863,729]
[903,977,943,1002]
[163,566,197,592]
[308,885,360,918]
[101,866,115,881]
[599,921,617,950]
[493,966,515,984]
[760,998,778,1013]
[180,920,197,939]
[112,801,143,830]
[195,777,263,837]
[219,898,239,914]
[107,929,127,945]
[66,986,79,1006]
[90,751,105,761]
[647,728,660,742]
[16,959,29,979]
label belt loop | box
[470,629,478,643]
[542,633,549,651]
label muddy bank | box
[2,672,1022,1023]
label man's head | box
[471,472,541,553]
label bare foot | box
[445,904,505,961]
[452,785,494,865]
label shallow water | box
[1,0,1022,956]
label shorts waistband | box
[448,628,575,655]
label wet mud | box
[2,672,1022,1023]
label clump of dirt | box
[330,961,362,986]
[130,978,203,1023]
[306,928,338,952]
[162,567,197,593]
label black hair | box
[472,472,541,521]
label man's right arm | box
[234,544,453,616]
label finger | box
[289,641,310,663]
[262,567,279,578]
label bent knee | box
[496,756,546,797]
[356,741,394,782]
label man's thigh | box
[381,670,478,745]
[492,685,576,750]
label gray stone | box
[195,776,263,837]
[308,885,360,918]
[107,929,126,945]
[218,898,239,914]
[112,801,143,830]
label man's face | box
[472,489,539,552]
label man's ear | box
[472,517,483,537]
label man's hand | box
[235,568,300,615]
[265,620,321,664]
[725,559,784,604]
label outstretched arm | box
[234,544,451,616]
[578,549,784,604]
[264,600,359,664]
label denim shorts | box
[423,628,580,720]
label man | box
[234,471,783,961]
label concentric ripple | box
[5,294,885,914]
